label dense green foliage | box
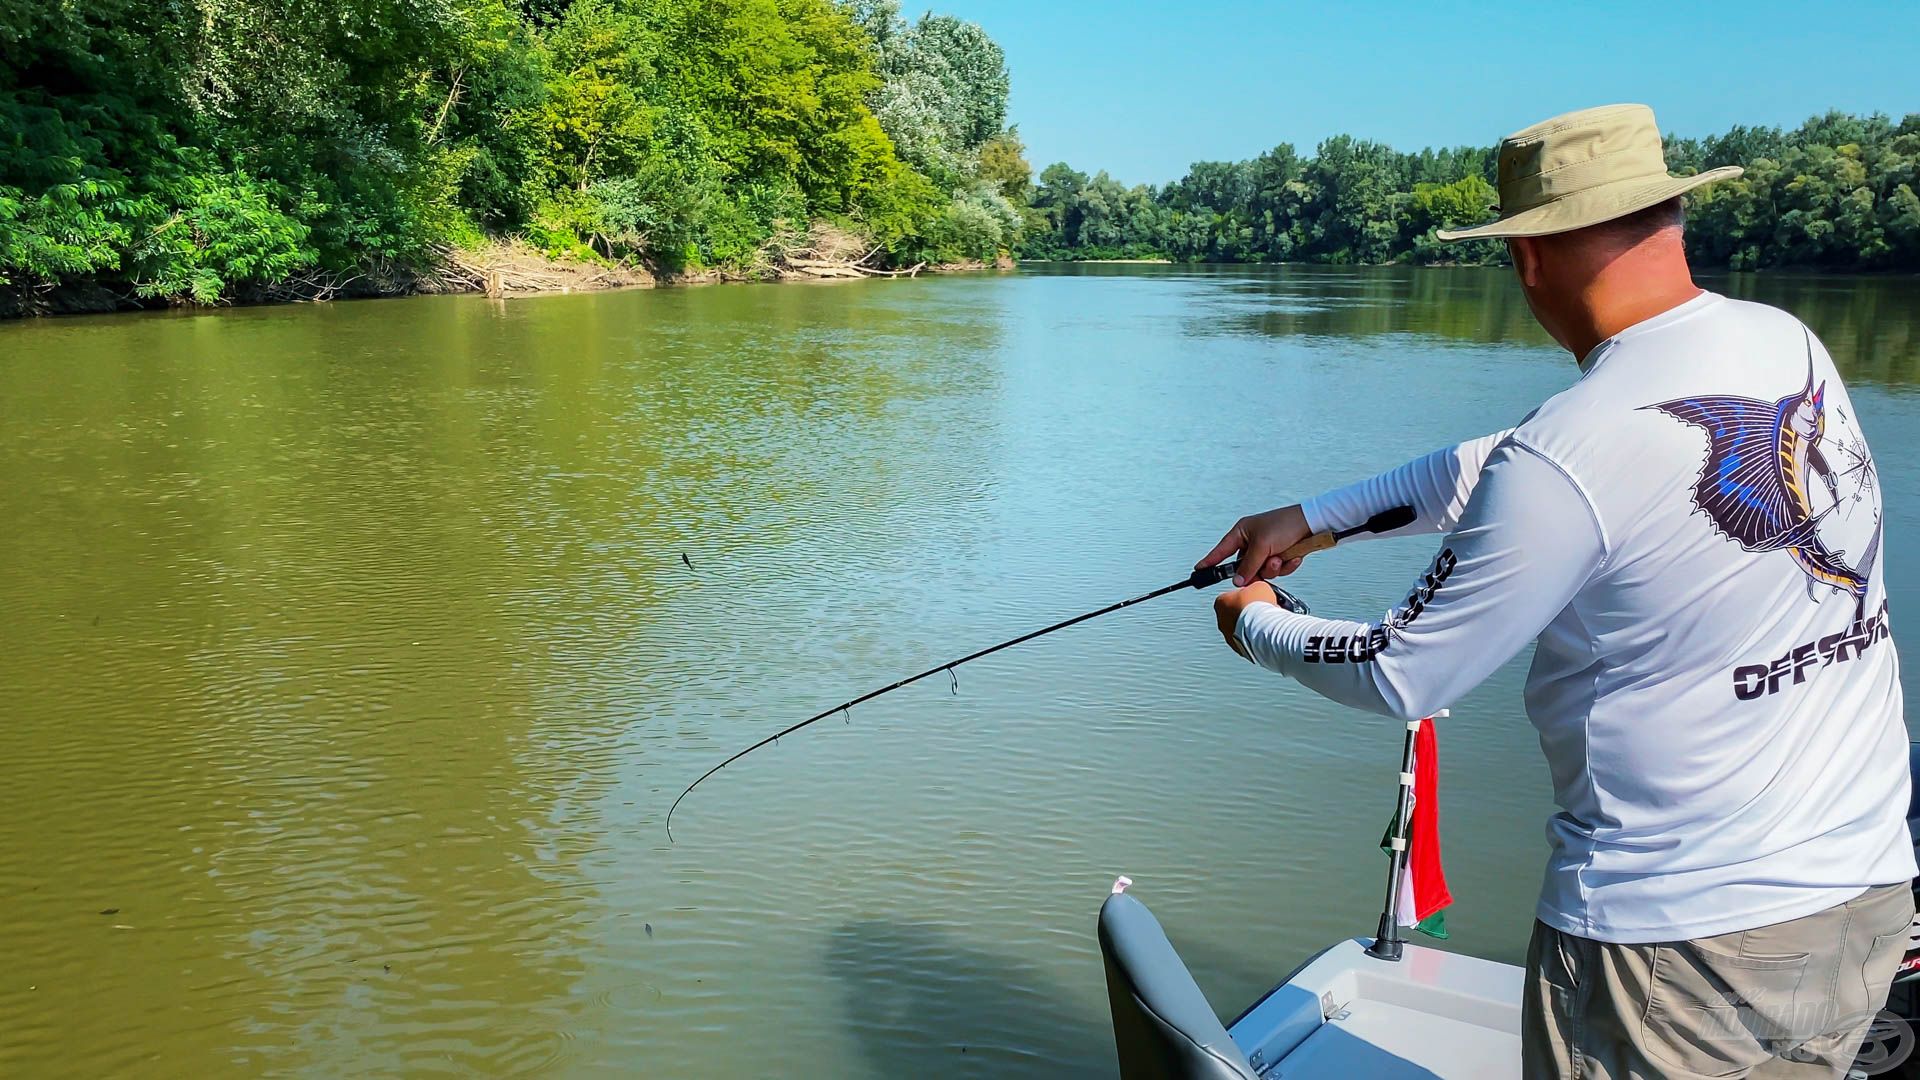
[4,0,1913,314]
[1669,114,1920,270]
[1024,112,1920,270]
[0,0,1022,308]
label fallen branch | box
[426,66,466,146]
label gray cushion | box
[1099,892,1260,1080]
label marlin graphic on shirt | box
[1645,338,1880,609]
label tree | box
[1019,111,1920,272]
[1030,163,1088,248]
[1406,175,1498,264]
[537,0,658,193]
[977,128,1031,203]
[901,15,1008,151]
[858,3,1009,190]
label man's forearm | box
[1300,430,1513,538]
[1237,439,1603,720]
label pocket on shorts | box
[1860,926,1913,1012]
[1642,943,1810,1077]
[1852,888,1919,1016]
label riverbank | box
[1023,257,1172,264]
[0,229,1013,319]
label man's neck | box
[1562,248,1701,363]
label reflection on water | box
[1048,263,1920,386]
[1713,272,1920,388]
[1,266,1916,1075]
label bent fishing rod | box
[665,504,1417,841]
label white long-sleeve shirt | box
[1236,292,1915,943]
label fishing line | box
[664,505,1416,841]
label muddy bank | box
[0,232,1011,319]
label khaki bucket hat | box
[1437,103,1742,241]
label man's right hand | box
[1196,504,1314,586]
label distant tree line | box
[1022,111,1920,271]
[0,0,1027,310]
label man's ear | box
[1508,236,1542,287]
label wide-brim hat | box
[1437,103,1742,242]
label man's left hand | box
[1214,581,1278,660]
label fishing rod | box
[665,504,1418,841]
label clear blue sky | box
[908,0,1920,186]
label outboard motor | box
[1098,884,1259,1080]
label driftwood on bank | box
[1,223,983,316]
[756,221,930,281]
[438,223,928,301]
[439,242,653,298]
[782,257,926,279]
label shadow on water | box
[1176,934,1312,1026]
[823,915,1288,1078]
[825,918,1115,1077]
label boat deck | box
[1228,938,1523,1078]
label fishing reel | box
[1186,560,1311,614]
[1180,505,1417,613]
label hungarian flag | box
[1382,714,1453,938]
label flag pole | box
[1365,714,1427,962]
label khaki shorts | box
[1524,883,1915,1079]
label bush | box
[131,172,316,302]
[899,183,1020,264]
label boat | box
[1095,738,1920,1079]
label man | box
[1198,104,1916,1079]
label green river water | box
[3,265,1918,1076]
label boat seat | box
[1099,891,1260,1080]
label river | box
[2,265,1917,1076]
